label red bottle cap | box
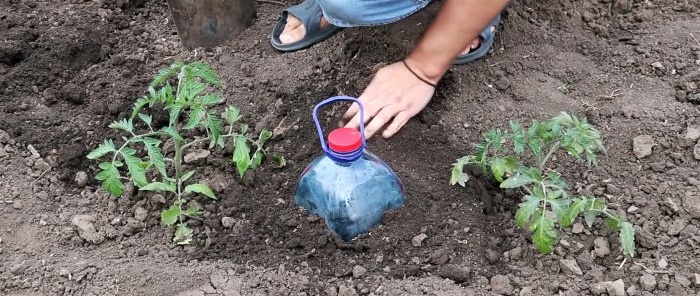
[328,127,362,153]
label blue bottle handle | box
[312,96,366,161]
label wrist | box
[404,52,447,85]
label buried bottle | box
[293,96,407,241]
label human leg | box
[270,0,430,51]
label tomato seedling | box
[87,61,284,244]
[451,112,635,257]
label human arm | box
[339,0,511,139]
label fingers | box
[339,101,360,127]
[364,104,400,139]
[381,111,412,139]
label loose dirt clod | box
[75,171,88,187]
[71,215,104,244]
[560,259,583,275]
[412,233,427,247]
[639,274,657,291]
[594,237,611,257]
[490,274,512,295]
[633,135,655,158]
[682,191,700,218]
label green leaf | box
[561,197,587,228]
[184,107,203,130]
[224,106,241,125]
[87,139,116,159]
[180,82,207,102]
[485,129,504,152]
[151,63,180,87]
[583,211,600,228]
[583,198,606,227]
[490,157,507,182]
[143,137,167,178]
[510,121,526,155]
[515,195,541,228]
[233,136,251,178]
[259,129,273,144]
[109,118,133,133]
[605,218,621,232]
[200,94,220,106]
[185,183,216,200]
[161,204,180,226]
[122,147,148,188]
[620,221,636,257]
[139,181,176,193]
[500,173,535,188]
[138,113,153,127]
[131,97,155,120]
[174,223,193,245]
[240,124,249,135]
[530,211,557,254]
[167,103,184,126]
[272,154,286,168]
[190,61,222,86]
[161,126,184,142]
[548,198,570,226]
[95,162,123,196]
[207,110,223,148]
[250,149,264,170]
[450,156,474,186]
[185,206,201,217]
[180,170,195,182]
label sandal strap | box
[285,0,324,34]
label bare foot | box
[279,14,331,44]
[461,25,496,55]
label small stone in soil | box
[658,258,668,269]
[519,286,534,296]
[490,274,512,295]
[684,126,700,141]
[221,217,235,228]
[560,259,583,275]
[675,274,691,287]
[572,223,584,234]
[627,205,639,213]
[633,135,655,159]
[608,280,625,296]
[184,149,210,164]
[695,143,700,160]
[428,249,450,265]
[682,191,700,219]
[412,233,427,247]
[352,265,366,278]
[639,274,657,291]
[438,265,470,284]
[694,273,699,285]
[134,207,148,222]
[593,237,611,258]
[74,171,88,187]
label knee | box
[318,0,370,27]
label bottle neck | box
[326,147,363,163]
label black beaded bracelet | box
[401,60,437,88]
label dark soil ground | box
[2,0,700,295]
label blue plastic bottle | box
[294,96,407,241]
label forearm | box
[406,0,510,83]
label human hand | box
[338,60,438,139]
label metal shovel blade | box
[166,0,256,50]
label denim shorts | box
[317,0,433,27]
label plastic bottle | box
[294,96,407,241]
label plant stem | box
[173,138,185,228]
[540,141,560,170]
